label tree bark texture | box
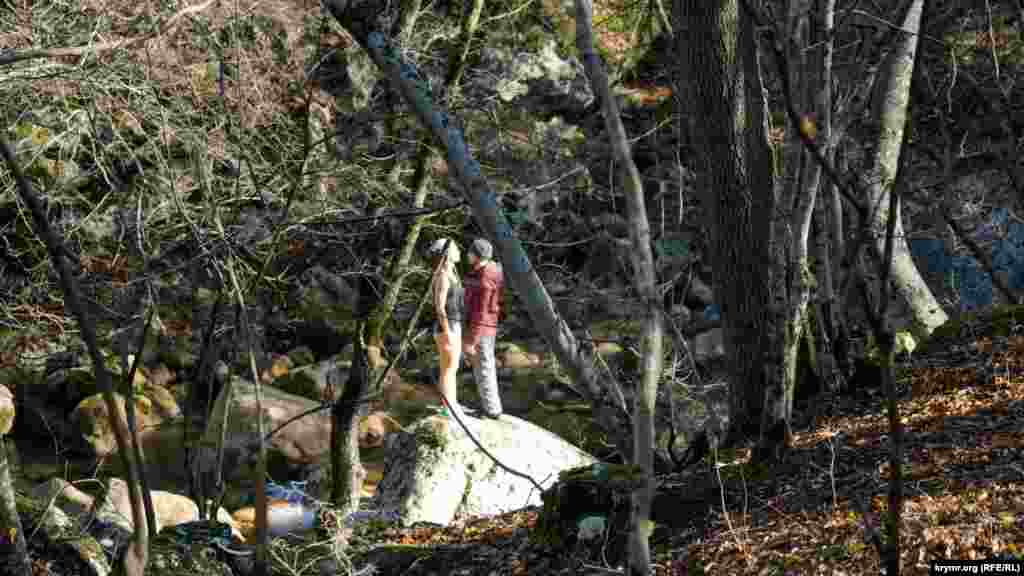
[862,0,944,342]
[322,0,634,458]
[679,0,776,440]
[0,440,30,576]
[575,0,663,572]
[331,322,368,515]
[811,0,843,388]
[777,0,819,441]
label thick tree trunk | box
[322,0,634,458]
[680,0,776,442]
[862,0,944,343]
[333,274,376,514]
[574,0,663,572]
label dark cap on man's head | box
[470,238,493,259]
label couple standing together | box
[429,237,504,420]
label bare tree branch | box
[0,131,149,576]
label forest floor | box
[344,313,1024,576]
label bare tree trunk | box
[777,0,827,436]
[810,0,844,388]
[0,437,30,576]
[363,160,431,359]
[828,150,852,375]
[331,321,368,515]
[120,328,158,545]
[218,239,270,576]
[0,136,149,576]
[681,0,778,444]
[858,2,927,572]
[322,0,634,458]
[574,0,662,572]
[862,0,944,342]
[364,0,485,361]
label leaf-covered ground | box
[345,325,1024,575]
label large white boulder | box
[372,414,594,526]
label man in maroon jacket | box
[463,237,504,419]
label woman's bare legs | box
[435,328,462,410]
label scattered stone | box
[359,411,403,449]
[203,379,334,472]
[70,388,180,457]
[94,478,202,534]
[30,478,94,518]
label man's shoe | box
[481,412,502,420]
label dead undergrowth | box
[344,323,1024,576]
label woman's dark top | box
[434,273,464,332]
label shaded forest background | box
[0,0,1022,574]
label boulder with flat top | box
[372,414,595,526]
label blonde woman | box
[429,238,464,417]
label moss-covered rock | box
[16,492,111,576]
[273,364,328,401]
[147,524,236,576]
[497,342,542,370]
[522,403,607,455]
[532,462,645,562]
[297,266,359,334]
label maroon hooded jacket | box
[464,260,504,341]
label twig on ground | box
[828,432,839,511]
[712,444,753,569]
